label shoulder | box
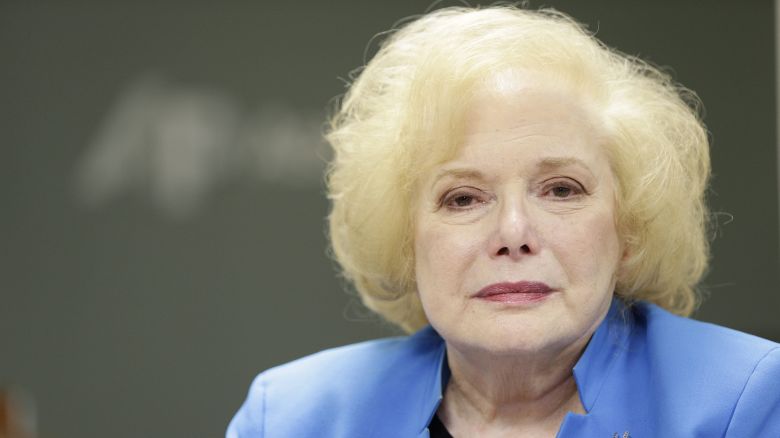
[631,302,780,436]
[261,325,442,385]
[227,327,445,438]
[636,301,777,369]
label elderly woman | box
[228,6,780,437]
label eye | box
[440,187,489,211]
[542,179,585,199]
[551,186,573,198]
[452,194,476,206]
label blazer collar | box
[573,297,633,411]
[398,325,448,437]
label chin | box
[456,321,570,356]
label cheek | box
[414,221,483,293]
[589,223,621,284]
[542,211,621,280]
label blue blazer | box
[228,300,780,437]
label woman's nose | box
[489,197,539,260]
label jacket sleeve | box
[226,374,267,438]
[724,346,780,437]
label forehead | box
[450,76,610,169]
[466,72,602,137]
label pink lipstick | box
[474,281,553,304]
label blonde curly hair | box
[326,5,711,332]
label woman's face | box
[414,78,622,357]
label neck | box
[438,337,589,436]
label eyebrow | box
[430,167,488,187]
[535,157,591,172]
[431,156,593,185]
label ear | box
[614,244,631,283]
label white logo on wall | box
[75,74,329,218]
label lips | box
[473,281,553,303]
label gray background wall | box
[1,1,777,437]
